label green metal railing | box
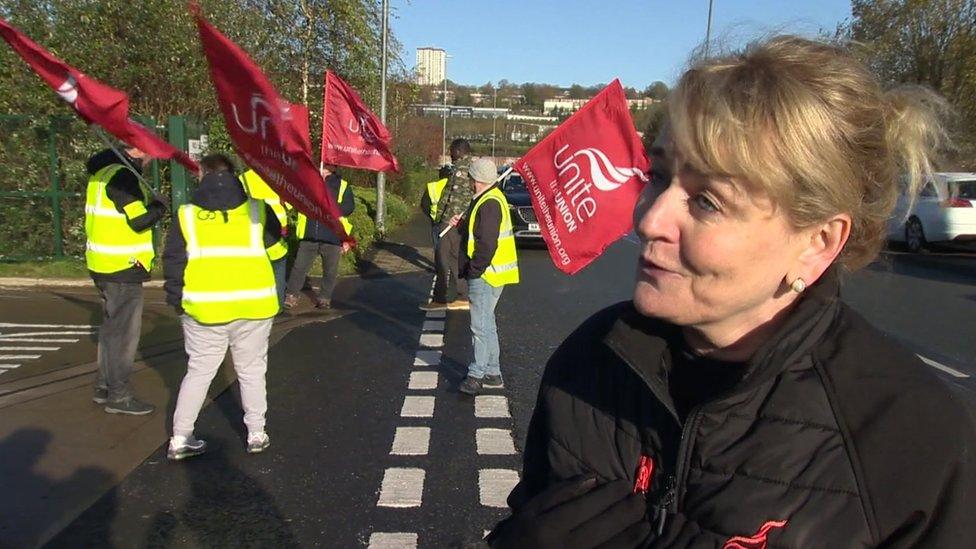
[0,114,202,261]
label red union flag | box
[192,6,350,242]
[321,70,400,172]
[515,80,649,274]
[0,17,198,173]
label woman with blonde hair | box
[488,36,976,547]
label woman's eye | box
[691,193,719,213]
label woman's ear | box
[794,214,851,284]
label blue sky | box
[391,0,852,89]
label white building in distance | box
[416,47,446,86]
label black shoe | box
[105,397,155,416]
[315,298,331,309]
[92,387,108,404]
[482,375,504,388]
[459,375,484,395]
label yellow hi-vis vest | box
[178,199,281,324]
[296,179,352,238]
[426,177,449,219]
[466,187,520,287]
[240,169,289,228]
[85,164,155,274]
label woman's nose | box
[634,182,679,244]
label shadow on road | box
[868,251,976,286]
[0,429,115,548]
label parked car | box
[886,172,976,252]
[499,171,543,243]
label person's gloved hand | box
[489,477,652,549]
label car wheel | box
[905,217,926,253]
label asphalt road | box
[9,220,974,548]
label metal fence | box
[0,115,205,260]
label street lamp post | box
[704,0,714,58]
[491,85,497,159]
[441,55,449,162]
[375,0,389,237]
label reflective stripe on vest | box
[84,164,155,274]
[426,177,449,219]
[466,187,520,287]
[179,199,279,324]
[241,170,288,227]
[296,179,352,238]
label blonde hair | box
[668,35,949,270]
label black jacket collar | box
[604,269,843,415]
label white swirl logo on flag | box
[557,145,647,192]
[56,75,79,106]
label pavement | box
[1,214,974,548]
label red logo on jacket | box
[723,520,788,549]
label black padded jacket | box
[498,270,976,547]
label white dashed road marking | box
[0,338,79,343]
[479,469,520,508]
[0,323,96,329]
[368,532,418,549]
[413,350,441,366]
[377,468,425,508]
[408,371,438,390]
[400,396,435,418]
[0,346,60,351]
[424,310,446,319]
[0,331,95,337]
[419,333,444,348]
[422,320,445,332]
[918,354,969,378]
[390,427,431,456]
[0,364,21,370]
[476,428,517,455]
[475,395,511,418]
[0,355,41,360]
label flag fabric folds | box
[192,6,351,243]
[0,17,199,173]
[514,80,649,275]
[321,70,400,173]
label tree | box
[568,84,587,99]
[643,81,669,100]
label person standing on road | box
[420,164,453,249]
[422,138,474,311]
[456,158,519,395]
[162,154,287,460]
[85,146,166,416]
[284,164,354,310]
[241,169,290,308]
[489,36,976,547]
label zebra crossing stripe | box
[474,395,511,418]
[390,427,430,456]
[400,396,435,418]
[408,371,438,390]
[418,333,444,348]
[367,532,418,549]
[479,469,520,508]
[377,468,425,508]
[476,428,517,455]
[413,350,441,367]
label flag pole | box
[91,126,166,204]
[437,166,512,238]
[374,0,390,238]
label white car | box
[887,172,976,252]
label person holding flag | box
[284,165,355,310]
[86,146,167,415]
[456,158,519,395]
[163,154,287,460]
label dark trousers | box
[433,224,467,302]
[286,240,342,301]
[94,280,144,400]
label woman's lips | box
[639,256,680,278]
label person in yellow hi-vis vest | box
[162,154,287,460]
[85,146,167,416]
[284,164,355,310]
[454,158,520,395]
[240,169,290,308]
[419,164,453,248]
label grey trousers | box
[433,224,467,302]
[94,280,144,401]
[286,240,342,300]
[172,316,274,438]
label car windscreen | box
[952,180,976,199]
[503,176,527,193]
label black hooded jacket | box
[85,149,167,283]
[298,173,355,245]
[162,171,282,313]
[496,270,976,547]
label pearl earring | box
[790,278,807,293]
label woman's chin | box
[633,283,684,323]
